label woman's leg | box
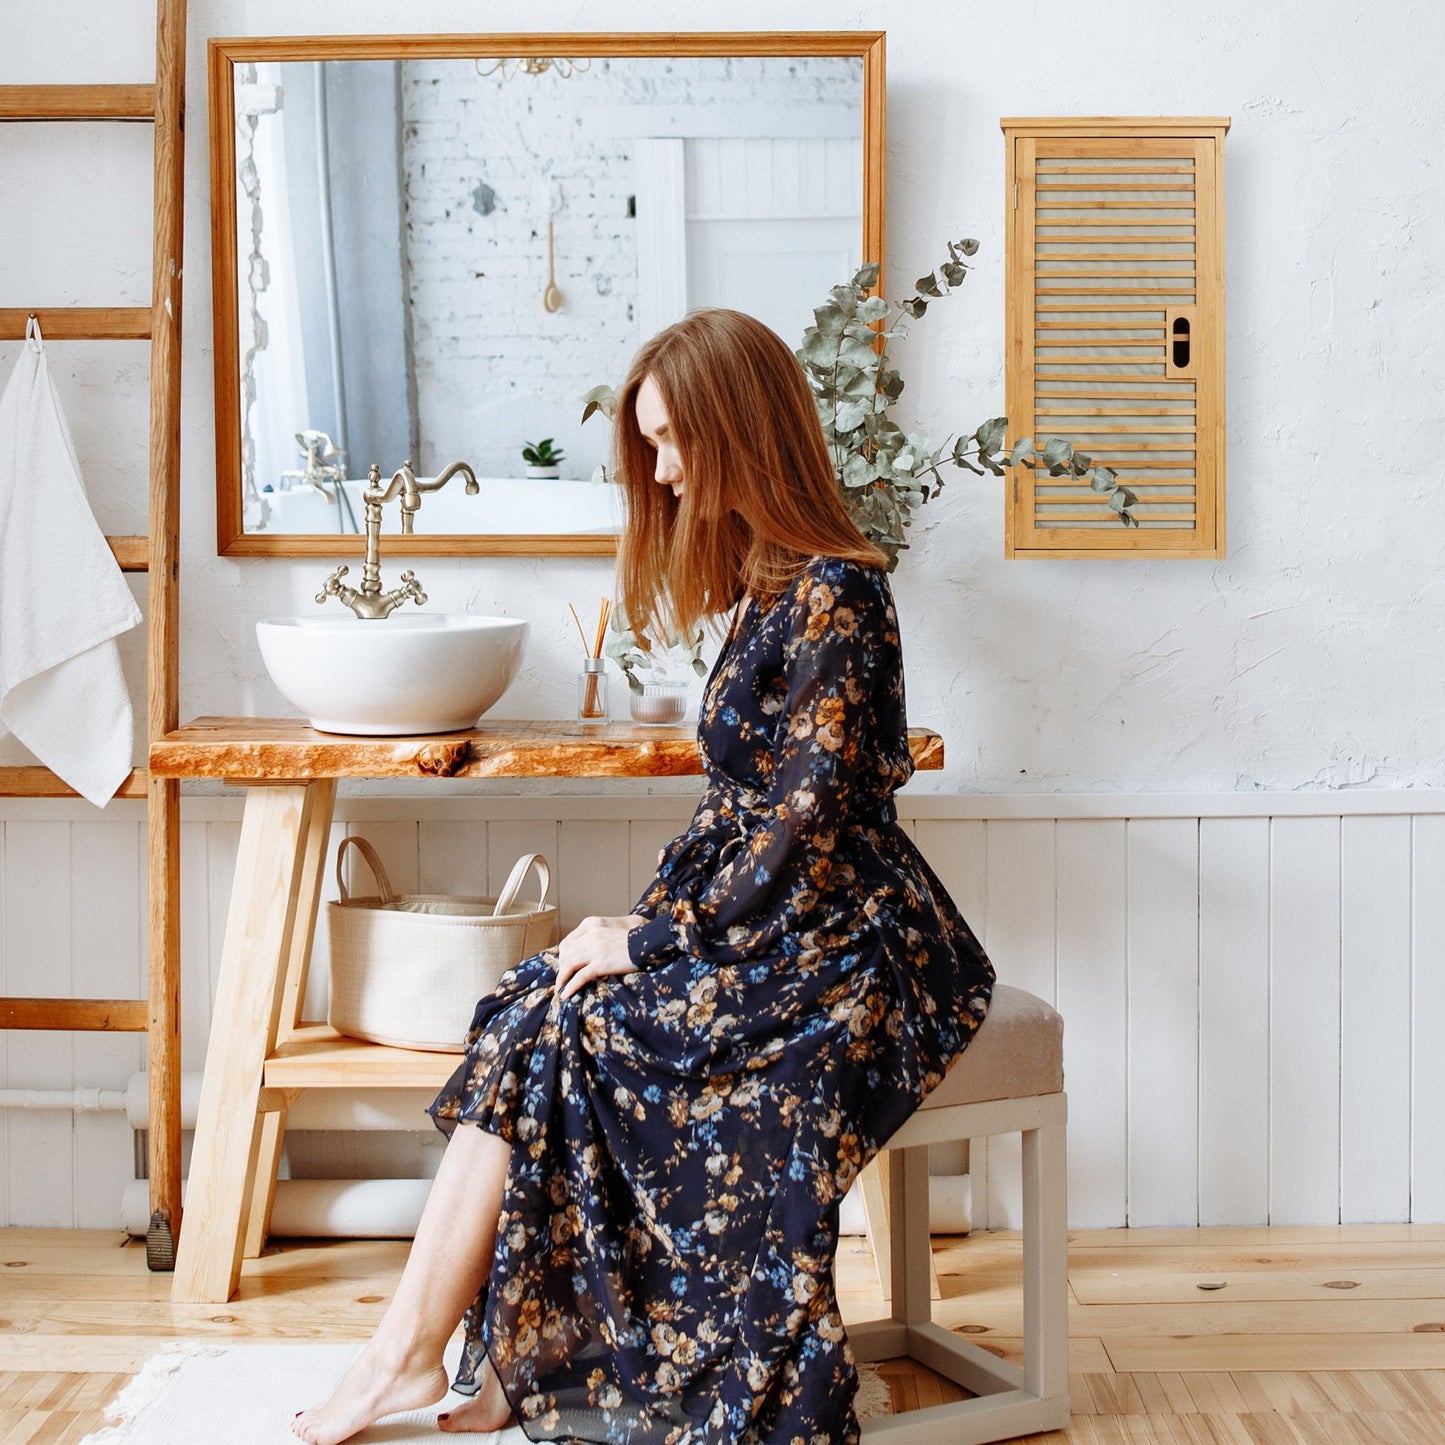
[292,1123,512,1445]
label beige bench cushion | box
[919,983,1063,1110]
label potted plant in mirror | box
[521,438,564,479]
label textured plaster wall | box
[3,0,1443,793]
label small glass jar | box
[577,657,610,725]
[629,679,689,726]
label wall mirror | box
[209,32,885,557]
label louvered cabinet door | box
[1003,119,1229,558]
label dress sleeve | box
[628,561,901,968]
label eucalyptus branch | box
[796,239,1139,567]
[583,238,1141,573]
[604,609,708,694]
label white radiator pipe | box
[120,1073,439,1133]
[122,1173,971,1240]
[0,1075,440,1132]
[0,1086,127,1112]
[121,1176,433,1238]
[839,1173,973,1235]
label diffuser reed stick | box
[571,598,611,721]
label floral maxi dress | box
[430,557,995,1444]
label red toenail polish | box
[438,1413,450,1422]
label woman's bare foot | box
[291,1338,449,1445]
[438,1356,514,1434]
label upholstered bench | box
[852,984,1069,1443]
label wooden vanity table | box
[150,716,943,1304]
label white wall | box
[2,0,1443,1229]
[4,0,1441,790]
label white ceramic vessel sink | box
[256,613,528,736]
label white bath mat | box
[82,1341,893,1442]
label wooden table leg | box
[171,780,333,1303]
[243,778,336,1258]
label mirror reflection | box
[234,54,865,538]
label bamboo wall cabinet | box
[1003,116,1229,559]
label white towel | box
[0,320,143,806]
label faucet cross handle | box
[316,564,352,605]
[385,569,428,611]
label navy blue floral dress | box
[430,556,994,1444]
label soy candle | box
[630,681,688,725]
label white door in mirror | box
[256,614,528,736]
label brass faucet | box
[315,459,480,620]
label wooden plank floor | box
[2,1225,1444,1442]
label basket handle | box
[336,835,396,905]
[492,853,551,917]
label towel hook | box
[25,313,43,352]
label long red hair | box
[614,308,885,646]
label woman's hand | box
[552,915,644,1001]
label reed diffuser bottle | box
[571,599,612,726]
[577,657,609,725]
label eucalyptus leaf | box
[855,296,889,323]
[1009,438,1037,466]
[974,417,1008,455]
[580,383,618,426]
[801,331,841,367]
[916,272,942,297]
[851,262,880,290]
[959,238,980,256]
[837,334,880,369]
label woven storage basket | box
[327,835,558,1051]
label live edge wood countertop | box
[149,717,945,781]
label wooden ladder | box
[0,0,185,1268]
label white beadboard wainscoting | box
[2,790,1443,1233]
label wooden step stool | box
[853,984,1069,1442]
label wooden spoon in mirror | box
[544,218,563,313]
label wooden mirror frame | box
[209,30,886,558]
